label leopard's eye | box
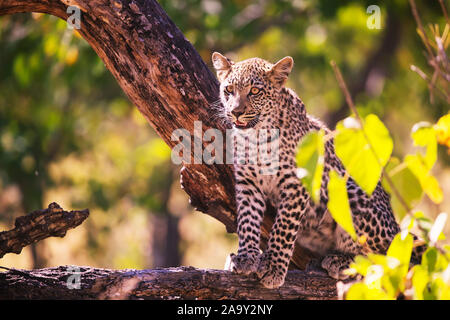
[225,85,234,94]
[249,87,260,95]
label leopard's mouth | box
[234,119,249,128]
[232,115,260,129]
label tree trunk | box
[0,0,331,298]
[0,265,340,300]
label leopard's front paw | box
[226,253,258,275]
[321,253,354,280]
[256,252,286,289]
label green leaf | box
[386,233,413,277]
[296,130,325,203]
[335,114,393,195]
[411,122,437,170]
[422,247,448,274]
[327,170,357,240]
[383,158,423,219]
[422,247,438,273]
[405,154,443,204]
[349,255,373,276]
[411,265,428,300]
[435,113,450,149]
[364,114,394,165]
[404,122,442,204]
[367,253,390,267]
[346,282,393,300]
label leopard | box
[211,52,426,289]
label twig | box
[410,64,450,103]
[329,61,361,122]
[409,0,434,59]
[409,0,450,104]
[438,0,450,27]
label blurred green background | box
[0,0,448,270]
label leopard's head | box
[212,52,293,129]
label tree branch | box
[0,265,340,300]
[0,203,89,258]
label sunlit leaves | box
[335,115,449,300]
[346,251,407,300]
[411,122,437,169]
[334,114,393,195]
[383,158,422,219]
[405,122,443,204]
[434,113,450,150]
[346,282,393,300]
[296,130,325,203]
[347,255,372,277]
[411,264,428,300]
[411,247,450,300]
[327,170,356,240]
[346,224,450,300]
[405,154,443,204]
[387,233,413,277]
[410,210,444,240]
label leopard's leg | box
[321,252,355,280]
[256,174,309,289]
[228,176,266,275]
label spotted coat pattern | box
[211,53,425,289]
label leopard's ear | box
[212,52,233,82]
[268,56,294,87]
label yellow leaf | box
[435,113,450,150]
[327,170,357,240]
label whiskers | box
[207,98,232,129]
[207,98,261,129]
[239,113,258,122]
[244,114,260,128]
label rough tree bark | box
[0,266,340,300]
[0,0,335,298]
[0,203,89,258]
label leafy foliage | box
[334,114,393,195]
[295,130,325,204]
[297,110,450,299]
[327,169,357,240]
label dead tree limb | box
[0,203,89,258]
[0,265,340,300]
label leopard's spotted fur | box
[212,53,425,289]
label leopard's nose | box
[231,110,244,118]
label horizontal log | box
[0,265,341,300]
